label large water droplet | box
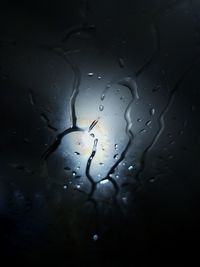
[140,129,147,134]
[88,72,94,76]
[99,105,104,111]
[128,165,134,171]
[150,108,155,116]
[146,120,152,127]
[114,154,119,160]
[101,94,105,101]
[100,179,109,184]
[93,234,99,241]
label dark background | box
[0,0,200,265]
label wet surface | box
[1,0,200,265]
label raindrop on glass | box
[150,108,155,116]
[99,105,104,111]
[88,72,94,76]
[128,165,134,171]
[140,129,147,134]
[100,179,109,184]
[101,94,105,101]
[93,234,99,241]
[114,154,119,160]
[64,166,71,171]
[146,120,152,127]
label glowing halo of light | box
[66,117,111,164]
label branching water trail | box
[134,0,183,78]
[41,24,97,160]
[135,57,200,184]
[85,138,98,206]
[89,77,139,203]
[40,46,84,160]
[135,22,160,78]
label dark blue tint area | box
[0,0,200,265]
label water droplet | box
[88,72,94,76]
[74,151,80,155]
[150,108,155,116]
[122,197,127,204]
[140,129,147,134]
[93,234,99,241]
[90,133,95,138]
[137,118,142,122]
[100,179,109,184]
[149,177,155,183]
[64,166,71,171]
[115,175,119,179]
[101,94,105,101]
[63,185,68,190]
[72,171,77,177]
[128,165,134,171]
[114,144,118,150]
[76,184,81,189]
[114,154,119,160]
[146,120,152,127]
[99,105,104,111]
[98,76,102,80]
[118,57,125,68]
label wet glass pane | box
[0,0,200,265]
